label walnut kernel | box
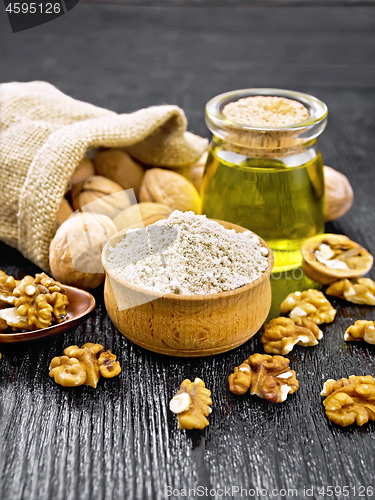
[49,344,121,388]
[49,356,87,387]
[228,353,299,403]
[169,378,212,430]
[280,289,336,325]
[12,273,68,329]
[326,278,375,305]
[344,320,375,344]
[0,270,17,307]
[321,375,375,426]
[261,316,322,355]
[98,350,122,378]
[64,343,104,388]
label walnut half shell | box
[301,234,373,285]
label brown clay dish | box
[0,286,95,343]
[102,220,274,357]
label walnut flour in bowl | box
[106,210,269,295]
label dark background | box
[1,2,375,500]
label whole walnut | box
[56,198,74,228]
[49,213,117,289]
[94,149,144,198]
[69,157,95,191]
[72,175,132,219]
[189,151,207,192]
[113,202,172,231]
[139,168,201,214]
[324,166,353,222]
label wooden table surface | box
[1,2,375,500]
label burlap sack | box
[0,81,208,271]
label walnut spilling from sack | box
[344,320,375,344]
[261,317,323,355]
[169,378,212,430]
[326,278,375,306]
[228,353,299,403]
[321,375,375,427]
[0,272,69,331]
[280,289,336,325]
[49,343,121,388]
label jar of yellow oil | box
[202,89,328,272]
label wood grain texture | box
[1,3,375,500]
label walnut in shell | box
[326,278,375,306]
[69,157,95,191]
[261,316,322,355]
[49,212,117,289]
[113,202,172,232]
[56,198,74,228]
[324,166,353,222]
[189,151,207,192]
[301,233,373,285]
[94,149,144,198]
[321,375,375,426]
[344,320,375,344]
[139,168,202,214]
[228,353,299,403]
[280,289,336,325]
[72,175,132,218]
[169,378,212,430]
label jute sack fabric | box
[0,81,208,271]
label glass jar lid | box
[205,88,328,153]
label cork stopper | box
[223,96,309,127]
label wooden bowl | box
[102,220,274,357]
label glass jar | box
[201,88,328,272]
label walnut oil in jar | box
[201,89,328,272]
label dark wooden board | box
[1,3,375,500]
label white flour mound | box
[107,210,269,295]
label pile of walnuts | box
[0,271,68,332]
